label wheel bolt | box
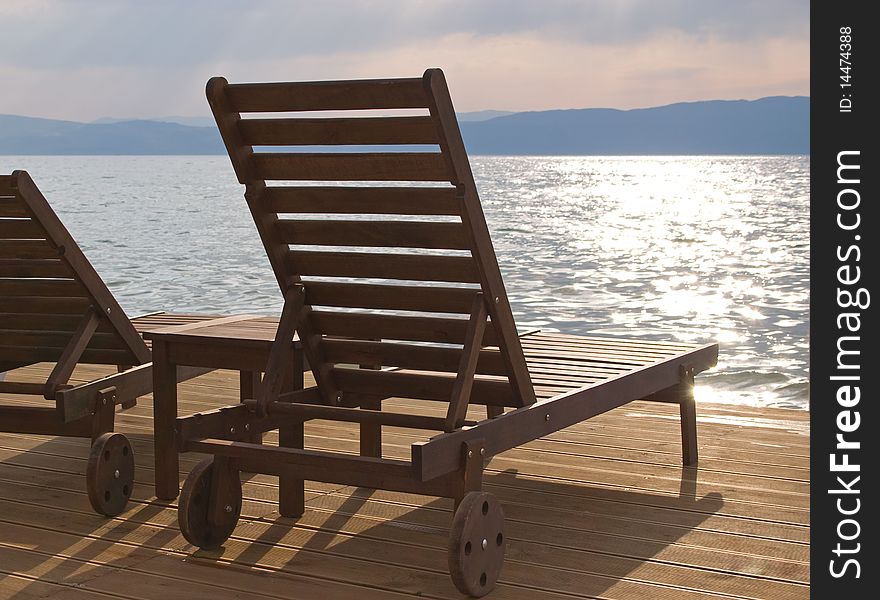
[481,538,488,550]
[114,469,120,479]
[225,505,233,513]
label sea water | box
[0,155,809,409]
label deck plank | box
[0,363,808,599]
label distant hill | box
[0,115,222,155]
[457,110,516,122]
[462,97,808,155]
[0,96,808,155]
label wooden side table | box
[145,315,304,509]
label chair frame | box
[0,170,207,515]
[165,69,718,596]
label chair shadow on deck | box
[0,433,190,599]
[202,464,724,598]
[0,433,724,598]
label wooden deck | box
[0,363,809,600]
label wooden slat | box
[0,239,59,259]
[332,367,515,405]
[0,197,28,217]
[321,339,507,376]
[0,381,48,395]
[305,281,478,312]
[0,329,124,350]
[0,279,83,297]
[0,406,91,436]
[263,186,460,215]
[0,296,91,314]
[0,313,107,332]
[277,219,469,249]
[0,345,132,365]
[310,310,498,345]
[225,77,428,112]
[0,258,71,278]
[246,399,450,430]
[252,152,451,182]
[238,116,439,146]
[289,251,479,282]
[0,218,45,239]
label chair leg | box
[152,341,180,500]
[279,350,305,518]
[453,439,485,513]
[239,371,263,444]
[279,419,305,517]
[359,396,382,458]
[116,366,137,409]
[90,388,116,443]
[679,367,698,466]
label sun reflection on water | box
[476,155,809,409]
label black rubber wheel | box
[179,458,242,550]
[448,491,506,597]
[86,432,134,516]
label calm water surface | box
[1,156,809,409]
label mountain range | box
[0,96,808,155]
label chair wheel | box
[86,433,134,516]
[448,491,506,597]
[179,458,241,550]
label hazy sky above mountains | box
[1,0,808,121]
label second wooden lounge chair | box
[0,170,211,516]
[169,69,718,597]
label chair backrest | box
[208,69,535,409]
[0,171,150,374]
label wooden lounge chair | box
[176,69,719,596]
[0,170,210,516]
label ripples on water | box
[1,156,809,409]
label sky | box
[0,0,809,122]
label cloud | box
[0,0,808,69]
[0,0,808,120]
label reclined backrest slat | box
[238,116,439,147]
[0,258,70,278]
[0,239,60,259]
[252,152,451,182]
[287,252,479,283]
[304,281,480,313]
[276,219,469,250]
[0,219,45,239]
[322,339,507,376]
[263,186,460,216]
[225,77,428,112]
[310,310,499,346]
